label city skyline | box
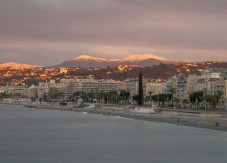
[1,0,227,66]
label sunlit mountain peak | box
[0,62,38,69]
[120,54,168,62]
[72,55,109,62]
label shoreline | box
[20,103,227,132]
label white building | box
[215,80,227,109]
[28,85,38,98]
[146,80,167,96]
[3,86,28,97]
[185,74,201,98]
[38,82,49,98]
[194,67,227,95]
[124,79,147,97]
[202,67,227,79]
[63,79,119,98]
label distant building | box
[116,81,127,91]
[3,86,28,97]
[28,85,38,98]
[146,80,167,96]
[185,74,201,98]
[215,80,227,109]
[166,75,188,106]
[202,67,227,79]
[195,67,227,94]
[38,82,49,98]
[124,79,147,97]
[63,79,118,98]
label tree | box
[203,88,208,110]
[68,95,75,102]
[108,91,119,104]
[42,93,48,102]
[0,92,8,99]
[132,95,139,105]
[158,93,170,106]
[119,90,130,104]
[98,91,109,104]
[73,91,88,102]
[144,96,151,106]
[189,91,204,109]
[87,91,95,102]
[151,94,159,104]
[147,91,153,106]
[173,97,180,108]
[168,87,176,107]
[216,90,224,110]
[206,94,219,111]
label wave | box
[114,116,133,120]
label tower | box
[138,72,144,105]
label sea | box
[0,104,227,163]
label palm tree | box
[108,91,119,104]
[144,96,151,106]
[168,87,176,107]
[119,90,130,104]
[189,91,204,110]
[216,90,224,110]
[147,91,153,106]
[132,95,139,105]
[203,88,208,110]
[206,94,219,111]
[173,97,180,109]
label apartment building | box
[202,67,227,79]
[215,80,227,109]
[63,79,118,98]
[124,79,147,97]
[28,85,38,98]
[146,80,167,96]
[3,86,28,97]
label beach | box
[24,103,227,132]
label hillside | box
[0,62,38,70]
[57,61,227,80]
[1,61,227,85]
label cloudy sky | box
[0,0,227,66]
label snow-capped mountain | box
[0,62,38,69]
[56,54,175,68]
[57,55,111,68]
[119,54,168,62]
[71,55,109,62]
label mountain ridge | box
[0,54,177,69]
[57,54,175,68]
[0,62,39,69]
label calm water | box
[0,104,227,163]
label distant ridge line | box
[55,54,177,68]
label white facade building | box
[146,80,167,96]
[63,79,119,97]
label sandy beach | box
[23,103,227,132]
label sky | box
[0,0,227,66]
